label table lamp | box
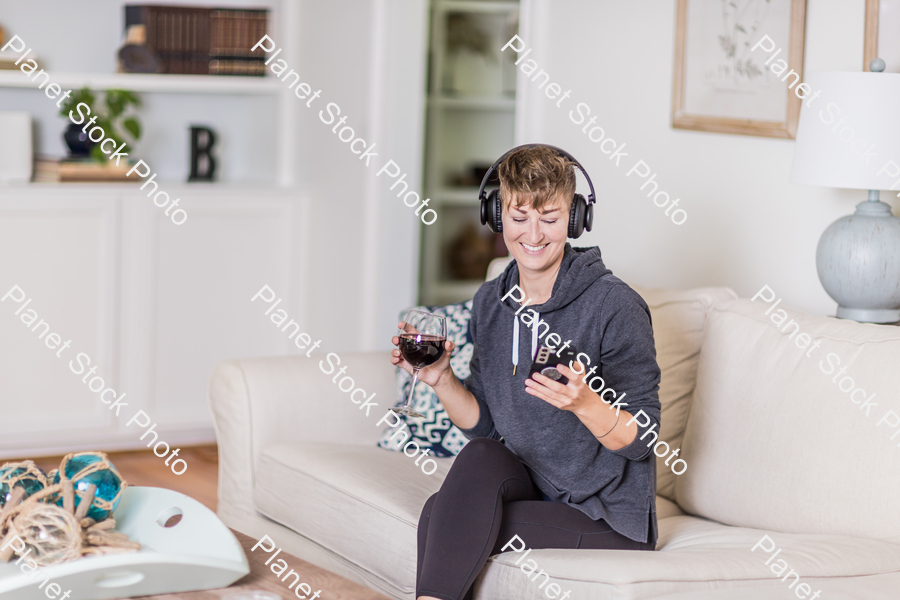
[790,59,900,323]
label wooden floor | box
[16,444,220,512]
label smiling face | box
[495,146,577,278]
[501,194,570,276]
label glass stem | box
[406,369,420,409]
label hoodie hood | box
[497,243,612,315]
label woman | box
[391,145,662,600]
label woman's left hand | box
[524,361,597,416]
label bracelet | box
[596,412,619,439]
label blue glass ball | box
[53,454,123,521]
[0,464,46,507]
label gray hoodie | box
[459,243,662,544]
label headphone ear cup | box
[568,193,586,238]
[584,201,594,233]
[486,189,503,233]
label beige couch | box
[208,268,900,599]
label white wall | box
[291,0,427,352]
[516,0,887,316]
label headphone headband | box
[476,143,596,206]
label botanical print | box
[682,0,793,123]
[710,0,772,83]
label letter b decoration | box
[189,125,217,181]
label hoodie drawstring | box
[512,311,539,375]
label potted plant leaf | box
[58,87,142,162]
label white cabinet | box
[0,185,302,458]
[0,191,121,447]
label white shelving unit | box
[0,70,293,186]
[419,0,519,306]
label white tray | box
[0,486,249,599]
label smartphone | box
[528,344,579,386]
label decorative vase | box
[0,461,47,506]
[448,221,495,280]
[63,122,95,157]
[0,112,33,182]
[447,49,502,96]
[53,452,125,521]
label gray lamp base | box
[835,306,900,323]
[816,196,900,324]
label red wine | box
[399,333,446,368]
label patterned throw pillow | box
[377,300,474,457]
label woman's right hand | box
[390,322,456,388]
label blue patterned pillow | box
[377,300,474,457]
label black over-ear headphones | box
[478,144,596,238]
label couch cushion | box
[476,515,900,600]
[650,571,900,600]
[630,286,737,500]
[676,298,900,540]
[254,443,452,595]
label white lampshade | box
[791,71,900,190]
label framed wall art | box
[864,0,900,72]
[672,0,808,139]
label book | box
[34,156,135,182]
[0,49,32,70]
[209,58,266,76]
[211,9,267,58]
[124,5,269,76]
[125,5,211,74]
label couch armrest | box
[207,351,396,524]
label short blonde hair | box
[497,146,576,212]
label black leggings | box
[416,438,654,600]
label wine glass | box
[392,309,447,418]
